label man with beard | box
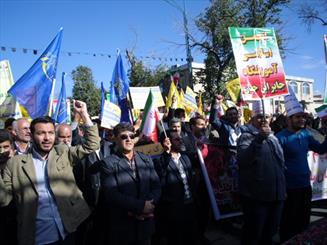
[154,131,197,245]
[0,100,100,245]
[168,117,183,136]
[277,104,327,242]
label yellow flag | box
[226,78,241,102]
[166,80,179,109]
[20,105,31,119]
[178,89,185,109]
[242,107,252,124]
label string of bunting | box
[0,45,186,62]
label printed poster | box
[229,27,288,100]
[129,86,165,109]
[101,100,121,129]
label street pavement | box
[204,199,327,245]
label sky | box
[0,0,326,99]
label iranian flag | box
[140,90,160,142]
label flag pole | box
[160,119,167,138]
[127,89,135,123]
[48,78,56,117]
[261,97,266,118]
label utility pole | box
[164,0,194,89]
[183,0,193,89]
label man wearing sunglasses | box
[101,122,161,245]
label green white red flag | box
[140,90,161,142]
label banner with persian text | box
[229,27,288,100]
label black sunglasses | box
[120,133,136,140]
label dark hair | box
[169,117,181,128]
[4,117,16,129]
[30,117,55,134]
[0,129,13,144]
[270,114,287,134]
[92,118,101,125]
[189,115,206,127]
[159,130,180,144]
[226,107,238,115]
[113,122,134,137]
[174,108,185,118]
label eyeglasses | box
[119,134,136,140]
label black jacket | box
[237,124,286,201]
[101,151,161,243]
[74,140,113,207]
[154,152,195,204]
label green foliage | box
[194,0,290,102]
[126,50,169,87]
[71,66,101,117]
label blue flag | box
[100,81,106,120]
[52,72,68,124]
[110,52,131,123]
[8,28,63,119]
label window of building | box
[289,81,298,94]
[302,82,310,96]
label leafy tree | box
[193,0,290,101]
[71,65,101,117]
[126,50,168,87]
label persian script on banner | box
[229,27,288,100]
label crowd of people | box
[0,93,327,245]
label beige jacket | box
[0,124,100,245]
